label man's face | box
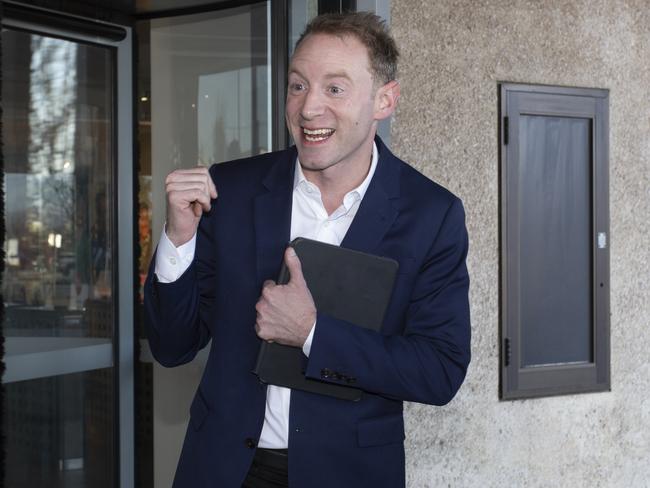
[285,33,383,177]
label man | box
[145,12,470,488]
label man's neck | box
[302,140,375,215]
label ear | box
[373,80,400,121]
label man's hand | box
[255,247,316,347]
[165,167,218,247]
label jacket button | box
[321,368,331,379]
[244,438,256,449]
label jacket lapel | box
[253,138,401,280]
[254,149,296,282]
[341,138,401,254]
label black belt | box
[254,448,288,471]
[242,448,289,488]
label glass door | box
[2,12,134,488]
[135,3,272,486]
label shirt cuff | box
[154,227,196,283]
[302,321,316,357]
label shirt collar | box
[293,141,379,204]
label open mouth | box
[302,127,335,142]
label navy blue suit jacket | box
[144,137,471,487]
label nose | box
[300,88,324,120]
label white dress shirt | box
[155,142,378,449]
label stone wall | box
[390,1,650,486]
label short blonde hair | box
[294,12,399,85]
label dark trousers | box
[241,448,289,488]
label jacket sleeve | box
[304,198,471,405]
[143,221,216,368]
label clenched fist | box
[165,167,218,247]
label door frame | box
[1,5,135,487]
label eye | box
[289,82,306,93]
[328,86,344,95]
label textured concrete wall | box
[390,1,650,486]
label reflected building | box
[2,27,115,488]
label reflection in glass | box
[134,4,271,487]
[137,2,272,298]
[2,28,115,487]
[289,0,319,56]
[3,371,114,488]
[2,29,113,339]
[135,3,271,297]
[141,2,271,267]
[519,115,593,367]
[197,66,269,164]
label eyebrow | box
[288,68,352,82]
[324,72,352,82]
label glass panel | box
[138,2,271,268]
[2,29,114,340]
[289,0,319,56]
[3,370,114,488]
[135,4,271,487]
[2,27,115,487]
[518,115,593,367]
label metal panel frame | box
[271,0,289,150]
[135,0,263,20]
[2,8,134,487]
[356,0,392,146]
[499,83,610,400]
[3,338,113,382]
[116,23,135,488]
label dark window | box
[318,0,357,14]
[500,84,610,399]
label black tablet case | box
[253,237,398,401]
